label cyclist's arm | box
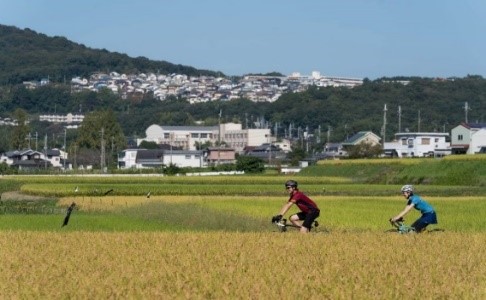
[279,201,294,216]
[392,204,414,221]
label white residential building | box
[117,149,205,169]
[384,132,450,158]
[450,123,486,154]
[39,113,85,123]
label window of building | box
[164,133,170,139]
[458,134,463,141]
[185,155,191,159]
[201,133,208,138]
[191,133,199,138]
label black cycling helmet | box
[284,180,298,188]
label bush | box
[236,156,264,174]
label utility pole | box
[305,126,309,153]
[27,133,31,149]
[382,104,387,148]
[267,133,272,166]
[44,134,47,169]
[63,128,67,170]
[73,143,77,170]
[217,109,221,166]
[170,132,173,165]
[100,127,105,173]
[327,126,331,144]
[464,102,471,123]
[398,105,402,133]
[417,110,421,132]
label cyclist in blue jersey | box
[271,180,320,234]
[391,185,438,233]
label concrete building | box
[220,123,270,153]
[384,132,450,157]
[138,123,271,154]
[141,125,217,151]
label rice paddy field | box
[1,157,485,299]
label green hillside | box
[0,24,223,85]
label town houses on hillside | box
[24,71,363,104]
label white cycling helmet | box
[400,184,414,193]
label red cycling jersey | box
[289,190,319,213]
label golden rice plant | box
[0,231,484,299]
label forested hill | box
[1,24,485,145]
[0,24,224,85]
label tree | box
[76,110,126,167]
[346,142,383,159]
[236,156,264,173]
[287,144,306,166]
[77,110,126,150]
[139,140,159,149]
[194,140,212,150]
[0,127,11,152]
[10,108,30,150]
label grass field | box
[1,160,485,298]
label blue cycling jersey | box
[407,194,435,214]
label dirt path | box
[1,191,50,201]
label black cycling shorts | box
[296,209,320,230]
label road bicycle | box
[386,217,444,234]
[273,218,327,233]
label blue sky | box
[1,0,485,79]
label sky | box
[1,0,485,79]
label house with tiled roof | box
[1,149,52,170]
[341,131,381,147]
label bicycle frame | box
[389,218,415,234]
[274,218,319,232]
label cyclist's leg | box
[289,212,306,228]
[412,212,438,233]
[411,217,428,233]
[302,209,319,232]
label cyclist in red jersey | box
[271,180,320,233]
